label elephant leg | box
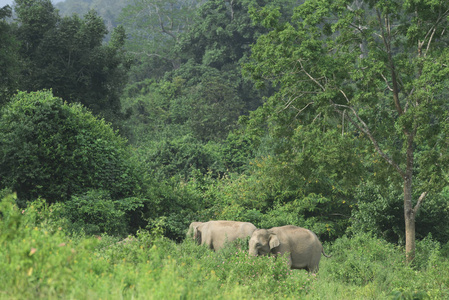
[286,255,293,269]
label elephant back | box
[200,220,257,251]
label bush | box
[136,135,224,180]
[413,234,441,271]
[53,189,145,236]
[327,233,404,286]
[0,90,141,204]
[177,240,315,299]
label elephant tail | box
[322,249,332,258]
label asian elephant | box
[186,222,203,239]
[248,225,330,273]
[194,220,257,251]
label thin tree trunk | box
[404,133,415,263]
[404,176,415,262]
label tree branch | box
[413,191,428,215]
[298,60,326,92]
[380,73,394,92]
[294,101,314,118]
[333,103,406,178]
[339,89,350,103]
[376,9,403,115]
[422,8,449,57]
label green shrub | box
[53,189,144,236]
[0,90,140,204]
[327,233,404,286]
[325,232,449,298]
[413,234,441,271]
[389,290,430,300]
[0,193,99,298]
[0,193,59,242]
[192,242,315,298]
[136,135,224,180]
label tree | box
[14,0,131,123]
[56,0,129,41]
[167,62,245,142]
[14,0,58,57]
[0,90,140,204]
[0,5,20,106]
[178,0,299,70]
[247,0,449,261]
[120,0,203,78]
[174,0,277,117]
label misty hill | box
[55,0,128,34]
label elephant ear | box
[269,234,280,249]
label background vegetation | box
[1,0,449,298]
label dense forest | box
[1,0,449,298]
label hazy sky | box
[1,0,65,8]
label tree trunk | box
[404,175,415,263]
[403,130,416,263]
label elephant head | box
[248,229,280,256]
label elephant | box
[194,220,257,251]
[248,225,331,273]
[186,222,203,239]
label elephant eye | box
[255,242,261,247]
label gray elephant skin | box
[248,225,330,272]
[194,220,257,251]
[186,222,203,239]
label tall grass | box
[1,195,449,299]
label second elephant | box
[195,220,257,251]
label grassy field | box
[1,195,449,299]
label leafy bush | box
[0,90,141,204]
[325,232,449,299]
[210,247,313,297]
[53,189,144,236]
[350,182,404,243]
[176,239,315,299]
[416,187,449,243]
[327,233,404,286]
[137,135,224,180]
[413,234,442,271]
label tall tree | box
[120,0,203,77]
[56,0,129,40]
[14,0,131,123]
[247,0,449,261]
[0,5,20,105]
[176,0,278,115]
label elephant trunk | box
[194,230,202,245]
[248,246,258,257]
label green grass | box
[1,195,449,299]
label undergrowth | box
[1,195,448,299]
